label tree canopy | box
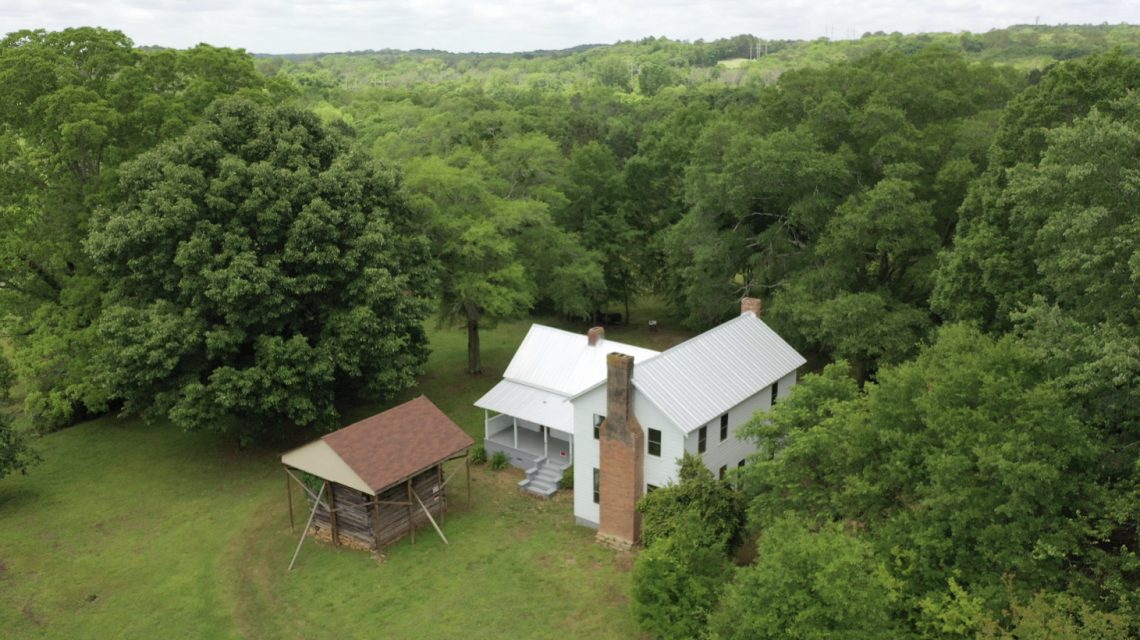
[86,98,434,441]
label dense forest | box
[1,23,1138,638]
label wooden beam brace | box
[285,467,295,533]
[411,486,449,545]
[284,468,323,503]
[288,482,326,571]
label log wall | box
[309,466,446,548]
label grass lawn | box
[0,309,692,639]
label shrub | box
[632,510,732,640]
[469,444,487,465]
[490,450,509,471]
[0,413,42,479]
[559,465,574,490]
[708,517,902,640]
[637,453,745,551]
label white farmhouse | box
[475,324,658,495]
[475,298,805,548]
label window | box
[719,465,727,480]
[592,468,600,504]
[719,413,728,441]
[648,428,662,457]
[697,426,707,454]
[646,484,659,493]
[593,414,604,439]
[771,381,779,406]
[738,459,746,468]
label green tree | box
[0,28,270,428]
[0,354,14,403]
[560,141,638,320]
[405,156,535,375]
[87,99,433,442]
[741,325,1099,609]
[933,51,1140,329]
[709,517,903,640]
[637,452,746,551]
[977,590,1131,640]
[631,510,733,640]
[0,413,41,479]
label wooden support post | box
[407,479,415,545]
[370,494,382,551]
[325,480,339,547]
[438,464,445,526]
[285,467,295,533]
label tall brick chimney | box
[588,326,605,347]
[597,353,644,550]
[741,297,762,316]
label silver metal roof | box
[633,312,806,433]
[502,324,659,397]
[474,380,574,432]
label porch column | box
[483,409,489,439]
[543,426,549,458]
[569,435,573,464]
[513,417,518,449]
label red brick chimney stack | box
[588,326,605,347]
[741,297,762,317]
[597,353,644,550]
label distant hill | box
[259,24,1140,90]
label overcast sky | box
[2,1,1137,54]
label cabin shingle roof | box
[321,396,474,493]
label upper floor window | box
[593,414,604,439]
[719,413,728,441]
[648,428,662,457]
[771,381,779,406]
[697,426,707,454]
[719,465,727,480]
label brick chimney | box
[597,353,644,550]
[741,297,762,317]
[588,326,605,347]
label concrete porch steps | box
[519,458,568,498]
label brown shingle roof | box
[322,396,474,494]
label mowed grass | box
[0,310,691,640]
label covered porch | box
[483,412,572,469]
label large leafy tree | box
[709,518,903,640]
[404,155,535,375]
[933,51,1140,329]
[87,98,433,442]
[0,27,273,427]
[665,49,1019,379]
[741,326,1101,613]
[935,88,1140,617]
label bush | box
[559,465,574,490]
[708,517,902,640]
[632,510,732,640]
[0,413,41,479]
[469,444,487,465]
[0,355,14,403]
[637,453,745,551]
[489,450,509,471]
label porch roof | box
[474,380,574,433]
